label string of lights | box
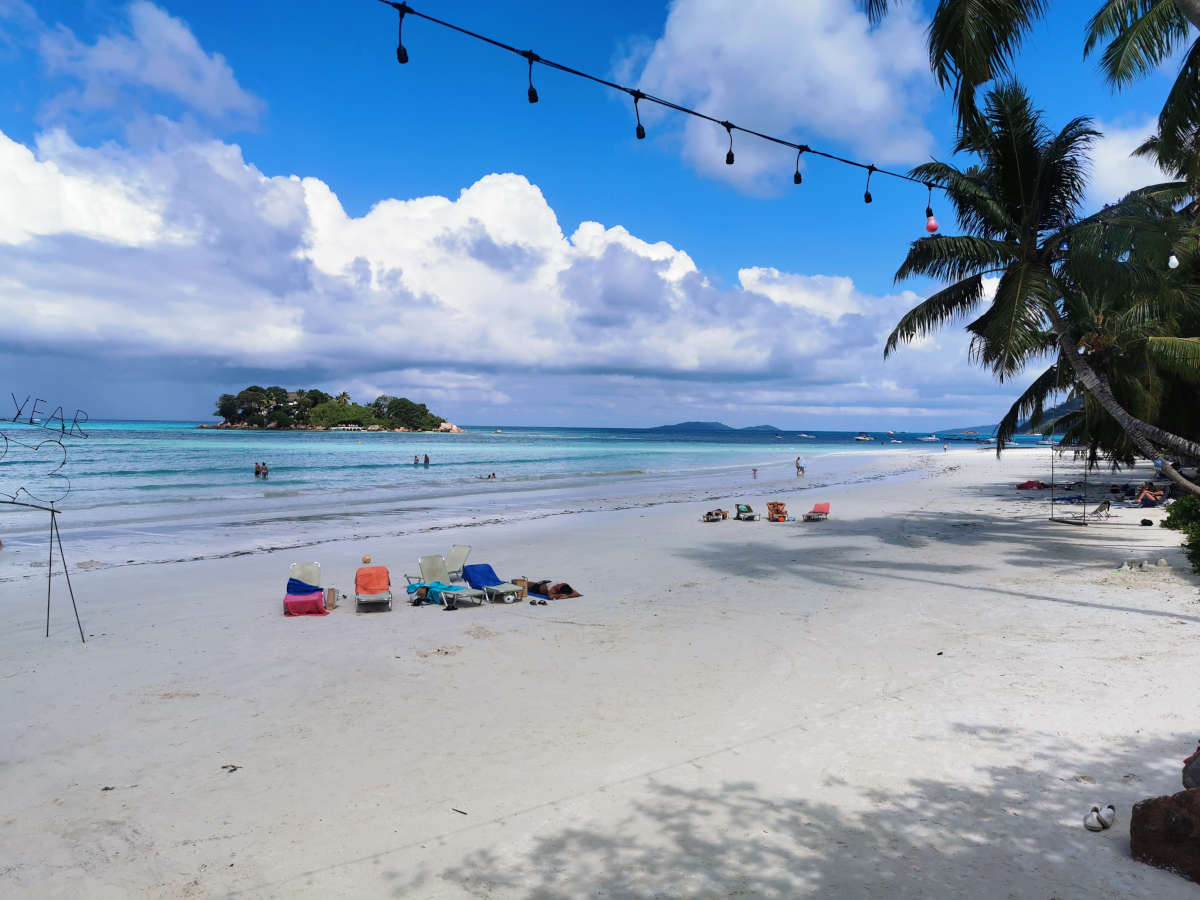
[377,0,943,233]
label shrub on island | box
[213,387,448,432]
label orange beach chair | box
[803,502,831,521]
[354,565,393,612]
[766,501,791,522]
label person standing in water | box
[423,454,430,466]
[254,462,262,479]
[795,457,805,477]
[413,455,419,465]
[261,462,269,480]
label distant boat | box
[494,429,503,433]
[773,434,783,439]
[890,439,903,444]
[854,432,874,442]
[962,429,978,435]
[799,433,816,439]
[917,434,940,442]
[1037,438,1057,445]
[887,430,895,435]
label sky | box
[0,0,1176,428]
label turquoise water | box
[0,421,1046,573]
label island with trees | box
[206,387,462,432]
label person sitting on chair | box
[1133,482,1164,506]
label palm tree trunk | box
[1047,309,1200,496]
[1175,0,1200,32]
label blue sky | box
[0,0,1173,427]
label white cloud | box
[37,1,262,124]
[0,122,1027,426]
[1088,117,1167,208]
[622,0,937,191]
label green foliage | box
[1184,523,1200,574]
[308,401,375,428]
[1162,494,1200,531]
[214,387,446,431]
[386,397,444,431]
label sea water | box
[0,422,1044,576]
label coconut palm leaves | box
[888,84,1200,490]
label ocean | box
[0,422,1047,578]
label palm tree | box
[886,84,1200,493]
[864,1,1200,149]
[335,391,351,405]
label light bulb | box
[1169,254,1180,269]
[636,123,645,140]
[793,171,802,185]
[528,86,538,104]
[396,45,408,64]
[926,215,938,234]
[864,190,872,204]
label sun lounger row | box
[703,502,831,523]
[284,544,580,615]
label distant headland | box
[201,386,463,433]
[647,421,781,433]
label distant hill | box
[647,421,781,433]
[940,398,1082,436]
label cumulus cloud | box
[0,121,1017,426]
[620,0,937,191]
[37,1,262,126]
[1088,117,1167,209]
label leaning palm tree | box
[886,83,1200,493]
[864,1,1200,152]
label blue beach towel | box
[405,581,464,604]
[462,564,505,590]
[287,577,322,595]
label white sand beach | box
[2,449,1198,898]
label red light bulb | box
[926,215,939,234]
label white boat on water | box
[799,433,816,439]
[917,435,940,442]
[1037,438,1057,445]
[854,432,874,442]
[890,439,903,443]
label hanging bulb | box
[924,183,937,233]
[1059,240,1069,252]
[793,146,806,185]
[1169,254,1180,269]
[863,165,875,204]
[394,4,409,64]
[632,92,645,140]
[524,51,539,103]
[723,122,734,165]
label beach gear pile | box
[284,574,327,617]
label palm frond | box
[863,0,894,26]
[1146,336,1200,379]
[894,235,1017,283]
[884,275,987,356]
[995,361,1068,448]
[1085,0,1188,88]
[965,260,1057,379]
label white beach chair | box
[1071,499,1114,520]
[289,562,321,587]
[411,555,487,609]
[445,545,471,581]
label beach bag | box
[324,588,338,610]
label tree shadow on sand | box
[672,505,1199,625]
[397,727,1195,898]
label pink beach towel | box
[284,591,328,616]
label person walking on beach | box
[752,468,758,479]
[795,457,804,477]
[254,462,262,479]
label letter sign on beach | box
[1,391,88,643]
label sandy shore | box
[2,449,1197,898]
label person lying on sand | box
[1133,482,1164,505]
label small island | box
[204,386,462,432]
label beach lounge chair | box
[1072,499,1114,520]
[766,501,793,523]
[803,502,831,522]
[413,555,487,608]
[354,565,393,612]
[284,561,327,616]
[445,544,471,581]
[463,563,524,603]
[734,504,759,521]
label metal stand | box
[2,500,85,642]
[1049,446,1086,526]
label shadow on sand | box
[383,727,1194,898]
